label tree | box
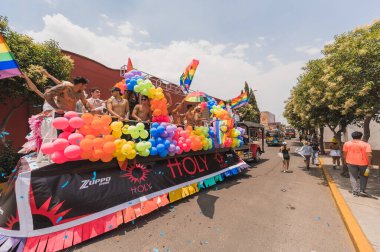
[238,82,260,122]
[0,16,73,147]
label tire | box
[255,150,261,163]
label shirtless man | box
[194,106,204,126]
[44,76,94,114]
[107,87,129,121]
[172,101,184,125]
[132,95,151,122]
[185,104,195,127]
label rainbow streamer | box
[231,92,248,109]
[180,59,199,93]
[0,35,21,80]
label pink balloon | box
[51,151,67,164]
[40,142,55,155]
[64,125,75,133]
[58,131,71,139]
[68,133,84,145]
[53,138,69,151]
[69,117,84,129]
[52,117,69,130]
[64,111,79,119]
[64,145,81,159]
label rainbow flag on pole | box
[218,100,226,110]
[231,92,248,109]
[0,35,21,80]
[180,59,199,93]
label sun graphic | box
[121,163,150,184]
[5,212,19,230]
[214,152,225,164]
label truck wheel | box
[255,150,261,162]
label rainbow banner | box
[0,35,21,80]
[231,92,248,109]
[180,59,199,93]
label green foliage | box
[0,141,22,177]
[237,82,260,122]
[0,16,74,106]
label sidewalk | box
[321,155,380,251]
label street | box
[72,140,354,252]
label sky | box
[2,0,380,123]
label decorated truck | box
[234,121,265,162]
[0,68,251,252]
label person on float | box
[44,76,94,116]
[194,105,204,126]
[132,95,151,122]
[171,98,186,126]
[124,89,139,119]
[185,104,195,127]
[107,87,130,121]
[86,87,105,114]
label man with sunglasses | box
[132,95,151,122]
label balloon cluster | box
[41,112,85,164]
[191,126,213,151]
[149,123,180,157]
[79,113,112,137]
[126,123,149,139]
[80,134,115,162]
[210,105,231,120]
[206,99,217,111]
[124,70,143,92]
[115,139,136,161]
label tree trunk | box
[328,124,348,177]
[0,100,26,148]
[319,126,325,155]
[362,116,372,142]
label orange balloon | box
[100,115,112,126]
[82,113,94,125]
[80,139,93,151]
[101,153,114,162]
[89,154,100,162]
[104,135,115,142]
[103,141,116,154]
[79,125,91,135]
[93,149,104,159]
[100,126,112,135]
[153,109,162,117]
[91,119,104,130]
[85,134,95,140]
[93,138,105,149]
[80,150,93,159]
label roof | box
[238,121,264,129]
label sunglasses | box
[141,98,148,101]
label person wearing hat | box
[280,142,291,173]
[329,138,341,169]
[107,87,130,121]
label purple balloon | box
[161,131,168,138]
[136,71,142,76]
[161,123,168,128]
[169,144,176,152]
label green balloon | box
[136,142,145,152]
[136,123,145,130]
[131,132,140,139]
[140,130,149,139]
[134,85,141,93]
[145,141,152,149]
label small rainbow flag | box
[231,92,248,109]
[180,59,199,93]
[0,35,21,80]
[218,100,226,110]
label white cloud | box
[99,14,108,19]
[27,14,303,123]
[295,46,321,56]
[42,0,57,6]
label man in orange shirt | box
[343,131,372,197]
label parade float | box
[0,68,252,251]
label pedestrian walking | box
[311,141,320,165]
[343,131,372,197]
[279,142,291,173]
[297,142,313,169]
[329,138,341,169]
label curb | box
[318,157,375,252]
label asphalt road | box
[72,140,354,252]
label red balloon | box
[52,117,69,130]
[51,151,67,164]
[53,138,69,151]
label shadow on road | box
[68,171,253,251]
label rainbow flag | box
[231,92,248,109]
[180,59,199,93]
[218,100,226,110]
[0,35,21,80]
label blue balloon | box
[150,147,158,155]
[157,126,165,134]
[160,131,168,138]
[157,144,165,153]
[126,79,131,84]
[152,122,159,129]
[150,128,158,138]
[130,79,137,86]
[156,137,163,144]
[159,149,168,158]
[149,138,156,147]
[164,140,171,149]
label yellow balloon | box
[116,154,127,162]
[112,130,122,139]
[126,149,137,160]
[110,121,123,131]
[121,125,130,135]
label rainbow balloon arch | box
[0,71,251,252]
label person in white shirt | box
[85,87,105,114]
[297,142,313,170]
[233,109,240,127]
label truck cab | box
[234,121,265,162]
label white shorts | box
[330,150,341,157]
